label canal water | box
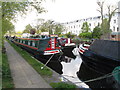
[61,55,89,88]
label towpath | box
[4,41,51,88]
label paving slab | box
[4,41,51,88]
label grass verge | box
[2,44,14,88]
[7,40,52,76]
[50,82,76,90]
[7,40,78,89]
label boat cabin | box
[14,37,61,55]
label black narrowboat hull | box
[80,50,120,74]
[15,42,63,74]
[77,40,120,88]
[37,55,63,74]
[61,46,76,59]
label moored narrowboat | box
[77,40,120,88]
[58,37,76,58]
[13,36,64,74]
[14,37,61,56]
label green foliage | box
[39,20,52,33]
[2,18,14,35]
[65,32,75,38]
[54,24,64,36]
[2,1,45,36]
[101,19,110,34]
[1,2,28,35]
[92,26,102,39]
[2,2,28,20]
[97,1,117,36]
[38,20,64,35]
[50,82,76,90]
[23,24,33,33]
[2,2,45,20]
[79,22,92,39]
[72,36,81,45]
[79,32,92,39]
[8,40,52,76]
[81,22,91,33]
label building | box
[61,2,120,36]
[61,16,102,35]
[118,1,120,32]
[110,1,120,41]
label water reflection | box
[61,56,89,88]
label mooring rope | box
[74,69,120,84]
[61,69,120,84]
[58,55,62,62]
[41,54,55,69]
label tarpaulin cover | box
[89,40,120,61]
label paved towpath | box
[4,41,51,88]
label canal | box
[61,55,89,88]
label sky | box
[13,0,120,32]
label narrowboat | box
[58,37,76,59]
[13,36,63,74]
[14,37,61,56]
[77,40,120,88]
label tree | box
[2,18,14,35]
[92,26,102,39]
[81,22,90,33]
[23,24,33,33]
[65,32,75,38]
[97,1,104,30]
[79,32,92,39]
[107,5,118,31]
[79,22,92,39]
[102,18,110,34]
[32,18,45,34]
[2,1,45,20]
[1,1,45,35]
[39,20,53,34]
[97,0,118,35]
[38,20,64,35]
[54,24,64,36]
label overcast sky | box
[13,0,120,32]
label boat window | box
[30,41,32,46]
[32,41,35,47]
[25,40,28,45]
[17,39,18,42]
[17,39,19,42]
[22,40,23,43]
[20,39,22,43]
[28,41,31,46]
[23,40,25,44]
[35,41,38,48]
[16,39,18,42]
